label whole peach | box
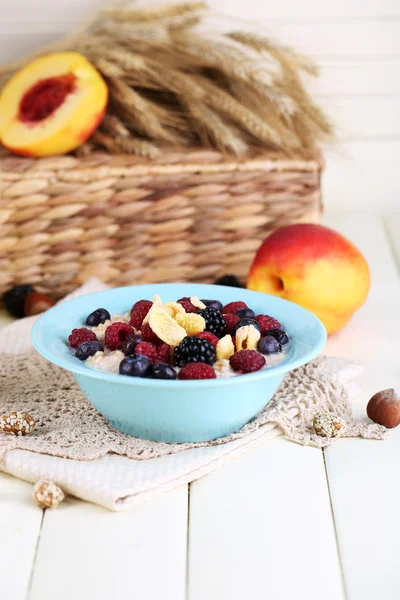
[247,223,370,334]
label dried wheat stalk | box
[0,1,333,156]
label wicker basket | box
[0,148,323,299]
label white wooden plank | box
[323,141,400,212]
[188,440,344,600]
[321,213,400,599]
[258,20,400,58]
[4,0,400,23]
[29,487,188,600]
[211,0,400,20]
[3,0,105,25]
[319,96,400,139]
[312,58,400,96]
[0,473,43,600]
[0,33,62,63]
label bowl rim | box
[31,283,327,389]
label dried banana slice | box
[216,334,235,360]
[175,312,206,336]
[235,325,260,351]
[163,301,186,318]
[142,293,163,325]
[190,296,206,310]
[149,307,187,346]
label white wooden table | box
[1,211,399,600]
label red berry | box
[178,362,216,380]
[177,297,198,313]
[135,342,159,364]
[105,322,134,351]
[141,322,163,345]
[130,299,152,314]
[255,314,281,335]
[24,292,54,317]
[229,350,266,373]
[196,331,219,347]
[223,301,247,314]
[129,300,152,329]
[223,313,240,334]
[68,328,97,349]
[157,343,171,363]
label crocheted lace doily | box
[0,351,386,461]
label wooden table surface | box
[1,211,399,600]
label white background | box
[1,0,399,213]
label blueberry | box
[119,354,152,377]
[233,318,262,334]
[214,275,243,288]
[257,335,282,355]
[75,340,103,360]
[3,284,34,318]
[236,307,255,319]
[200,299,223,311]
[85,308,111,326]
[268,329,289,345]
[122,334,143,356]
[152,362,177,380]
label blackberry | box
[214,275,243,288]
[174,336,216,367]
[198,307,227,338]
[3,284,34,318]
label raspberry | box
[177,297,198,313]
[174,336,216,367]
[68,328,97,349]
[105,322,134,351]
[157,343,171,363]
[229,350,266,373]
[129,300,153,330]
[255,314,281,335]
[196,331,219,347]
[178,362,216,380]
[141,322,163,345]
[135,342,159,364]
[223,301,247,314]
[223,313,240,334]
[130,299,152,315]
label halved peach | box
[0,52,108,157]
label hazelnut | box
[366,389,400,428]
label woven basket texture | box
[0,148,323,298]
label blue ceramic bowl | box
[31,283,326,443]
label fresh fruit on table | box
[247,223,370,335]
[119,354,152,378]
[0,52,107,157]
[367,389,400,428]
[85,308,111,327]
[24,291,55,317]
[75,340,103,361]
[230,349,266,374]
[67,291,290,380]
[3,284,55,318]
[214,275,243,288]
[178,362,217,380]
[3,284,34,317]
[68,327,97,349]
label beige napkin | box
[0,280,383,511]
